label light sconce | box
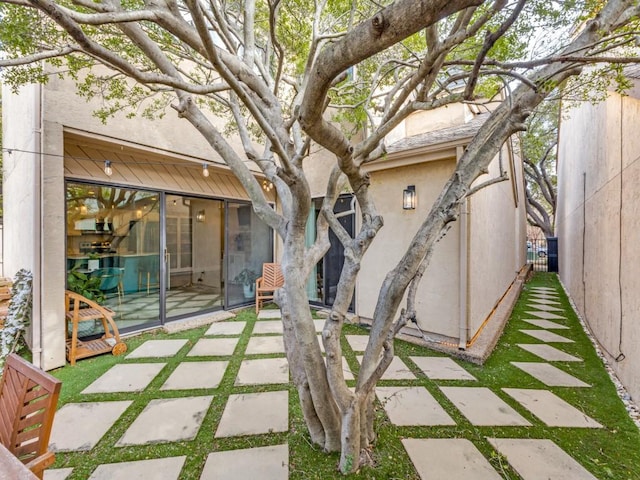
[196,210,206,223]
[80,204,88,215]
[403,185,416,210]
[104,160,113,177]
[202,163,210,178]
[262,179,273,192]
[136,209,143,219]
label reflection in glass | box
[66,182,161,335]
[165,195,224,318]
[226,202,274,307]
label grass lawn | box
[49,273,640,479]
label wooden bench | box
[0,353,62,479]
[64,290,127,365]
[0,277,13,329]
[255,263,284,314]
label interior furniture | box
[137,256,160,294]
[0,353,62,479]
[92,267,124,303]
[255,263,284,314]
[64,290,127,365]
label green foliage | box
[67,267,106,303]
[0,269,33,367]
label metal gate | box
[527,237,558,272]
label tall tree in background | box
[523,99,559,238]
[1,0,639,473]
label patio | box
[43,274,640,479]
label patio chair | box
[64,290,127,365]
[255,263,284,314]
[0,353,62,479]
[0,277,12,329]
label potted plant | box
[233,269,259,298]
[67,267,105,303]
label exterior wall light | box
[196,210,206,223]
[104,160,113,176]
[202,163,210,177]
[403,185,416,210]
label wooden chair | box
[0,353,62,479]
[255,263,284,314]
[0,277,13,329]
[64,290,127,365]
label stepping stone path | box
[47,293,607,479]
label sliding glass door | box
[66,182,161,334]
[67,182,275,334]
[226,202,274,307]
[165,195,224,319]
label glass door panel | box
[226,202,274,307]
[65,182,161,335]
[165,195,224,319]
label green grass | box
[49,273,640,479]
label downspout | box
[31,82,44,368]
[458,197,470,350]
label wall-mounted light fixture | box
[104,160,113,177]
[403,185,416,210]
[196,210,206,223]
[262,179,273,192]
[202,163,210,178]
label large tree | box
[1,0,639,473]
[523,98,559,238]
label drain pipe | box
[458,196,470,350]
[31,83,44,368]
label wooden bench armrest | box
[25,451,56,478]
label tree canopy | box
[1,0,639,473]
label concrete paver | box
[439,387,531,426]
[520,329,574,343]
[376,387,455,426]
[522,319,569,329]
[257,309,282,319]
[82,363,166,394]
[245,335,286,354]
[187,337,239,356]
[215,391,289,437]
[253,320,284,334]
[50,401,132,452]
[527,298,562,305]
[160,361,229,390]
[126,339,188,358]
[200,444,288,480]
[357,356,416,380]
[44,468,73,480]
[511,362,590,387]
[345,334,369,352]
[525,303,564,312]
[487,438,598,480]
[410,356,477,381]
[235,357,289,385]
[525,310,566,320]
[402,438,502,480]
[517,344,582,362]
[88,457,186,480]
[116,396,213,446]
[503,388,602,427]
[205,321,246,336]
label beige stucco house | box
[556,66,640,402]
[2,71,527,370]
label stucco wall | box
[42,68,228,162]
[358,158,462,338]
[468,144,527,336]
[557,90,640,402]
